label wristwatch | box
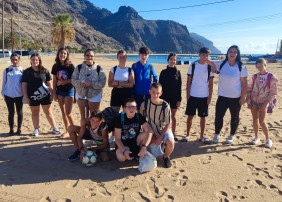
[142,144,147,148]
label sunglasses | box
[126,106,137,109]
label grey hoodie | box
[72,62,106,98]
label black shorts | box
[110,88,133,107]
[185,96,209,117]
[134,94,150,110]
[29,94,51,106]
[116,138,140,158]
[161,95,179,109]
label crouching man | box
[115,98,153,162]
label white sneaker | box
[53,126,61,134]
[32,128,40,136]
[265,139,273,148]
[251,136,260,145]
[212,135,221,143]
[226,135,235,144]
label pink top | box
[246,72,278,104]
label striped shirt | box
[140,99,171,136]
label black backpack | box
[218,59,242,73]
[102,107,119,133]
[78,64,101,75]
[113,66,132,82]
[190,63,211,83]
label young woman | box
[210,45,248,144]
[68,110,110,162]
[246,58,278,148]
[21,53,60,136]
[108,50,134,112]
[51,47,75,139]
[159,53,182,141]
[1,53,23,135]
[72,49,106,121]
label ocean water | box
[100,54,202,65]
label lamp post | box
[2,0,4,58]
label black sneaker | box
[9,130,14,136]
[16,129,21,135]
[68,150,80,161]
[163,157,172,168]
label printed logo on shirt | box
[122,127,137,140]
[30,83,50,100]
[57,70,69,80]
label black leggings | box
[4,95,23,131]
[215,96,241,135]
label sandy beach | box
[0,54,281,202]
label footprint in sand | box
[56,199,71,202]
[65,180,79,188]
[176,175,188,187]
[131,192,151,202]
[246,163,274,179]
[269,184,282,195]
[114,194,125,202]
[199,155,212,164]
[96,183,112,197]
[145,177,168,199]
[216,191,229,202]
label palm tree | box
[51,14,75,48]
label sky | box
[90,0,282,54]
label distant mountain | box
[79,5,202,53]
[2,0,220,53]
[190,33,222,54]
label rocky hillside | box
[190,33,222,54]
[1,0,219,53]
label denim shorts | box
[56,88,74,97]
[251,101,264,107]
[148,130,174,158]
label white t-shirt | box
[258,73,268,91]
[187,62,214,98]
[214,60,248,98]
[110,66,132,83]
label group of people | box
[1,45,278,170]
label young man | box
[115,98,153,162]
[132,47,158,109]
[140,83,175,168]
[182,47,214,143]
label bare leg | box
[42,104,56,128]
[30,106,40,129]
[171,108,177,134]
[258,106,269,139]
[186,116,194,137]
[164,137,175,158]
[200,117,206,139]
[251,106,259,137]
[88,102,100,114]
[67,125,80,149]
[58,96,68,132]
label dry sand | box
[0,54,281,202]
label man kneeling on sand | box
[140,83,175,168]
[114,98,153,162]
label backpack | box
[218,60,242,73]
[121,111,139,126]
[190,63,211,83]
[143,98,168,122]
[102,107,119,132]
[252,73,277,113]
[78,64,101,75]
[113,66,132,82]
[132,63,154,84]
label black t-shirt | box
[21,67,51,101]
[51,63,75,92]
[114,112,146,147]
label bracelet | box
[142,144,147,148]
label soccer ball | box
[81,151,97,166]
